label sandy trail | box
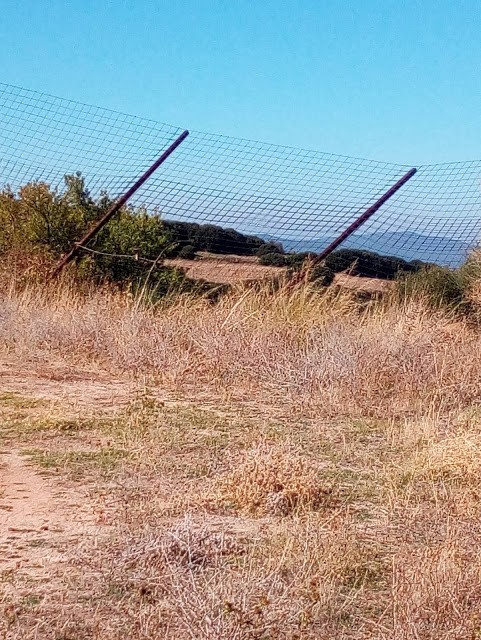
[0,451,98,574]
[0,363,245,586]
[0,359,136,410]
[0,360,140,587]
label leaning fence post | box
[310,167,417,267]
[50,129,189,279]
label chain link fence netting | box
[1,82,481,282]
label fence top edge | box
[3,82,481,171]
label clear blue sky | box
[1,0,480,164]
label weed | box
[24,447,127,479]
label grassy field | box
[1,278,481,639]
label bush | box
[309,264,335,288]
[457,250,481,285]
[178,244,196,260]
[325,248,421,280]
[91,207,171,283]
[259,253,288,267]
[257,251,318,270]
[0,174,194,296]
[256,242,284,258]
[396,266,466,310]
[285,252,317,269]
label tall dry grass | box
[1,277,479,416]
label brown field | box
[165,253,392,292]
[165,253,285,283]
[333,272,393,293]
[2,279,481,639]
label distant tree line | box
[163,221,265,257]
[164,224,429,280]
[257,242,429,280]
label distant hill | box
[162,218,480,267]
[276,230,479,266]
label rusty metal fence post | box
[50,129,189,279]
[311,167,417,267]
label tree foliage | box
[259,252,287,267]
[256,241,284,258]
[0,174,184,293]
[324,248,423,279]
[164,221,266,256]
[178,244,196,260]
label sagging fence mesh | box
[1,82,481,282]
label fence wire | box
[1,82,481,283]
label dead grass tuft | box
[392,524,481,639]
[116,516,243,572]
[219,443,330,516]
[413,432,481,483]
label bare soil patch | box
[166,253,390,293]
[0,451,97,573]
[334,272,393,293]
[0,359,136,410]
[165,254,284,283]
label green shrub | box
[256,242,284,258]
[178,244,196,260]
[457,251,481,286]
[325,248,422,280]
[285,252,317,268]
[396,265,466,310]
[308,264,335,288]
[90,207,171,283]
[259,252,288,267]
[258,251,318,270]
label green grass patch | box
[24,447,128,480]
[0,392,42,409]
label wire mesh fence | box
[1,82,481,283]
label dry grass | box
[218,443,331,516]
[0,278,476,417]
[2,278,481,638]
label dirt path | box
[0,450,98,575]
[0,363,261,593]
[0,359,137,410]
[0,359,254,421]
